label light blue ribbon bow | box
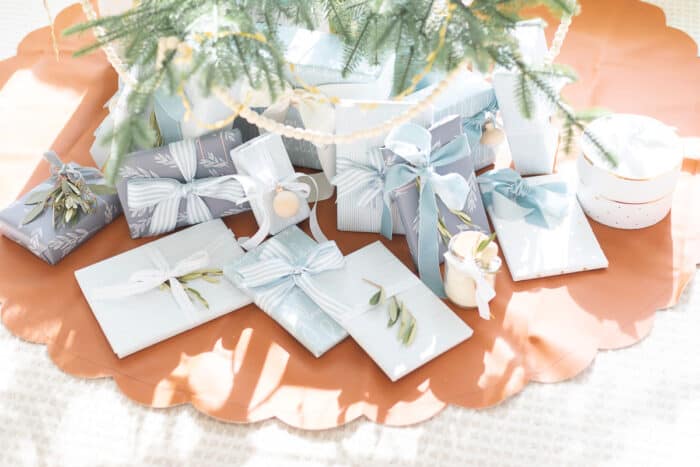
[331,149,394,239]
[383,123,471,297]
[233,238,351,321]
[45,151,103,184]
[477,168,569,228]
[462,96,499,151]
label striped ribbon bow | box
[331,148,394,239]
[383,123,471,297]
[233,238,350,321]
[91,247,211,313]
[127,139,247,236]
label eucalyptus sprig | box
[22,174,116,228]
[365,279,417,346]
[159,268,224,309]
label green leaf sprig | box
[364,279,417,346]
[159,268,224,309]
[22,174,116,228]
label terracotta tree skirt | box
[0,0,699,429]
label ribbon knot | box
[477,168,569,228]
[44,151,102,184]
[91,248,211,313]
[382,123,472,297]
[233,239,350,321]
[127,138,247,236]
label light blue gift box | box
[406,70,499,170]
[223,226,348,358]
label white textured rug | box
[0,2,698,466]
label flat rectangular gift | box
[117,128,248,239]
[478,171,608,281]
[311,241,473,381]
[75,219,252,358]
[406,70,500,170]
[0,152,122,265]
[333,100,433,235]
[223,226,349,358]
[389,115,491,269]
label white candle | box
[444,231,500,310]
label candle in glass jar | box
[444,231,500,311]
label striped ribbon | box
[233,238,351,322]
[127,139,247,235]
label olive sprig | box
[159,269,224,309]
[364,279,417,346]
[22,173,116,228]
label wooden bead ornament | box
[480,121,505,146]
[272,186,300,218]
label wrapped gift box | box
[75,219,252,358]
[277,26,395,100]
[478,170,608,281]
[388,115,491,270]
[230,133,312,241]
[333,100,433,235]
[117,128,248,238]
[492,20,563,175]
[224,226,349,358]
[0,154,122,265]
[302,240,473,381]
[406,70,500,170]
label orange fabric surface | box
[0,1,699,429]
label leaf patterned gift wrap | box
[75,220,252,358]
[0,152,122,265]
[117,128,248,238]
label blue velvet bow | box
[477,168,569,228]
[383,123,471,297]
[461,95,499,151]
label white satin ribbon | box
[91,248,211,313]
[127,139,247,235]
[237,171,327,251]
[444,251,500,320]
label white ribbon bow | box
[234,238,350,322]
[444,251,500,320]
[127,139,247,236]
[92,248,211,313]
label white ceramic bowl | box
[579,114,683,204]
[577,180,674,229]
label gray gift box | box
[386,115,491,267]
[0,159,122,265]
[117,128,248,239]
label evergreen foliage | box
[64,0,613,183]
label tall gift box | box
[0,152,122,264]
[383,116,491,296]
[117,128,248,239]
[492,20,564,175]
[406,70,500,170]
[332,100,432,237]
[224,226,348,358]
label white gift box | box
[315,241,473,381]
[74,220,252,358]
[230,133,311,237]
[333,100,433,234]
[577,114,683,229]
[492,20,563,175]
[480,174,609,281]
[278,26,395,100]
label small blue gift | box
[224,226,348,358]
